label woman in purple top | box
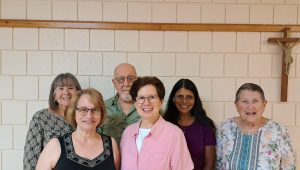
[164,79,216,170]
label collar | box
[111,94,119,106]
[132,115,165,140]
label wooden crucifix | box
[268,27,300,102]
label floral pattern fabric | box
[216,118,295,170]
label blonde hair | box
[66,88,106,129]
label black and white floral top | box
[23,108,73,170]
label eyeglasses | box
[136,95,159,104]
[76,107,101,116]
[175,95,194,101]
[114,76,137,84]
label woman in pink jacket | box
[120,76,194,170]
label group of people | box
[23,63,296,170]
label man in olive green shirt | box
[99,63,140,144]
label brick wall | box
[1,0,300,169]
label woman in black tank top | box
[36,88,120,170]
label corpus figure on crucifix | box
[276,39,298,75]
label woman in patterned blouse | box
[216,83,295,170]
[23,73,81,170]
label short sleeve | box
[204,126,216,146]
[279,127,296,170]
[171,131,194,170]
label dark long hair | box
[164,79,215,130]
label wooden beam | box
[2,19,300,32]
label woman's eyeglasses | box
[136,95,159,104]
[76,107,101,116]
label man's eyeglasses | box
[76,107,101,116]
[114,76,137,84]
[136,95,159,104]
[175,95,194,101]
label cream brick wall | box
[176,53,200,76]
[2,150,23,170]
[188,31,212,52]
[52,1,77,21]
[78,1,102,21]
[14,125,28,150]
[0,126,12,149]
[1,0,26,20]
[1,0,300,169]
[139,31,164,52]
[164,31,188,52]
[13,28,38,50]
[65,29,89,51]
[90,30,114,51]
[226,4,249,24]
[128,53,152,76]
[152,53,176,76]
[27,0,52,20]
[52,51,77,74]
[27,51,52,75]
[39,29,64,50]
[153,3,176,23]
[177,3,201,23]
[274,5,298,24]
[1,51,26,75]
[14,76,38,100]
[213,32,236,52]
[201,4,225,23]
[2,101,26,125]
[78,52,103,75]
[0,76,12,99]
[115,30,139,52]
[273,103,296,126]
[261,78,281,101]
[224,54,248,77]
[38,76,54,100]
[237,32,260,53]
[0,28,12,50]
[128,2,152,23]
[250,5,273,24]
[201,53,224,77]
[103,2,127,22]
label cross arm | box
[268,38,300,43]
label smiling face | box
[235,90,267,124]
[53,83,77,110]
[173,88,195,116]
[135,85,163,123]
[75,94,101,131]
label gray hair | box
[235,83,265,103]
